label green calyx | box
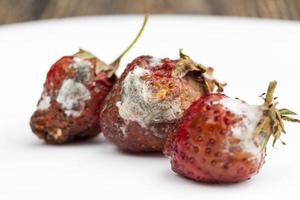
[254,81,300,148]
[74,15,149,78]
[172,49,225,94]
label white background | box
[0,15,300,200]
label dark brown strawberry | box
[100,50,224,152]
[165,81,299,183]
[30,16,148,144]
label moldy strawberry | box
[100,50,224,152]
[165,81,299,183]
[30,16,148,144]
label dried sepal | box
[281,116,300,123]
[172,49,205,77]
[74,48,97,59]
[279,107,300,123]
[74,15,149,78]
[275,109,286,133]
[74,49,116,78]
[172,49,225,95]
[279,108,297,115]
[254,80,300,148]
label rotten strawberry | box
[30,16,148,144]
[100,50,224,152]
[165,81,299,183]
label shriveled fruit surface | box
[101,51,223,152]
[30,15,148,144]
[30,50,116,144]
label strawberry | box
[100,50,224,152]
[30,16,148,144]
[164,81,299,183]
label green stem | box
[110,15,149,66]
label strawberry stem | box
[109,15,149,69]
[77,15,149,78]
[264,80,277,107]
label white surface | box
[0,15,300,200]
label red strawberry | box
[30,16,148,144]
[100,50,224,152]
[165,81,299,183]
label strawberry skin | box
[30,51,116,144]
[166,94,266,183]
